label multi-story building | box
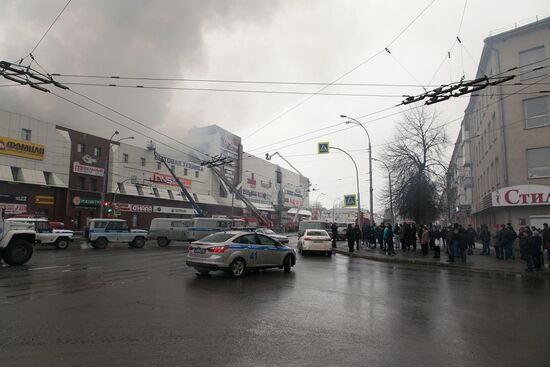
[0,109,70,219]
[0,110,310,230]
[449,17,550,228]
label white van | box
[148,218,193,247]
[186,217,246,241]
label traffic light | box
[103,201,113,216]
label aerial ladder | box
[154,151,205,217]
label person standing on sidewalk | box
[524,228,534,272]
[385,223,396,255]
[420,225,430,256]
[531,228,544,270]
[394,223,402,250]
[542,223,550,261]
[354,223,361,251]
[480,224,491,255]
[346,224,355,253]
[466,224,476,255]
[331,222,338,249]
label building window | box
[93,147,101,157]
[122,153,129,163]
[519,46,546,80]
[527,147,550,178]
[524,96,549,129]
[183,168,188,176]
[140,158,146,167]
[11,167,21,181]
[90,178,97,192]
[195,171,199,179]
[20,128,31,141]
[77,143,85,153]
[157,162,162,170]
[78,177,86,190]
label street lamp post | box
[100,131,134,218]
[330,146,361,228]
[372,157,394,225]
[340,115,374,226]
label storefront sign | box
[153,205,197,215]
[0,136,44,160]
[118,203,153,213]
[492,185,550,207]
[73,161,104,177]
[0,194,27,203]
[0,203,27,215]
[152,172,192,189]
[72,196,101,207]
[35,195,54,205]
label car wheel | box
[94,238,108,249]
[54,238,70,250]
[228,258,245,278]
[157,237,170,247]
[283,255,292,272]
[132,237,146,249]
[2,239,33,266]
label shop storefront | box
[473,185,550,228]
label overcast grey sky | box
[1,0,549,212]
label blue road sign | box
[318,142,330,154]
[344,194,357,207]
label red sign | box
[492,185,550,207]
[118,203,153,213]
[0,203,27,215]
[152,172,192,189]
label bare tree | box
[381,107,449,224]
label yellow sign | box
[35,195,54,205]
[0,136,44,160]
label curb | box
[333,248,550,279]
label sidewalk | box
[333,241,550,278]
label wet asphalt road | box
[1,239,549,367]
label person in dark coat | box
[377,223,385,250]
[531,228,544,270]
[331,222,338,248]
[346,224,355,253]
[354,224,361,251]
[480,224,491,255]
[466,224,476,255]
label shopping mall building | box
[0,108,310,230]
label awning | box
[20,168,46,185]
[287,208,312,216]
[0,166,13,182]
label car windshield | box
[307,230,328,237]
[198,233,234,243]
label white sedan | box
[297,229,333,256]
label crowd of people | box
[331,221,550,273]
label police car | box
[186,231,296,278]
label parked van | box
[148,218,192,247]
[186,217,246,241]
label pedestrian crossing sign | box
[344,194,357,207]
[318,142,330,154]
